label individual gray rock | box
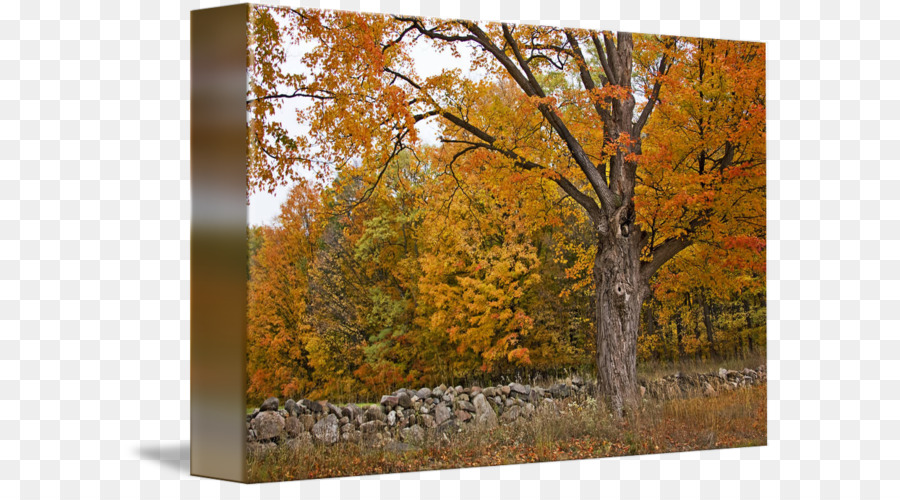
[416,387,432,399]
[360,420,387,434]
[455,410,472,422]
[311,413,340,444]
[397,392,413,408]
[325,402,343,417]
[502,406,521,422]
[362,431,387,447]
[421,414,435,428]
[299,414,316,432]
[259,397,279,412]
[471,393,498,427]
[284,399,301,417]
[549,384,571,398]
[522,403,535,418]
[380,395,400,408]
[457,400,476,412]
[251,411,285,441]
[300,398,322,413]
[365,404,385,422]
[401,424,425,443]
[343,403,361,420]
[509,383,528,395]
[285,416,302,438]
[434,403,451,426]
[387,410,398,427]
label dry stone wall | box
[246,366,766,456]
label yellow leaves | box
[244,9,765,399]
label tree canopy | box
[244,6,765,406]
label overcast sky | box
[247,26,479,226]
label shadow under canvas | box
[138,441,191,476]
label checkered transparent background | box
[1,0,898,498]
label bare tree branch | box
[633,42,672,137]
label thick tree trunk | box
[593,227,646,415]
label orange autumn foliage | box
[243,6,765,404]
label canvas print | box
[242,4,765,482]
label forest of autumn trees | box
[244,6,766,411]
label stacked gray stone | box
[245,366,766,456]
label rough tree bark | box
[593,213,649,413]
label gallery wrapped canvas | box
[192,3,766,483]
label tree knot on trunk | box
[613,281,633,304]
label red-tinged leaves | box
[245,8,765,400]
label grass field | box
[636,352,766,381]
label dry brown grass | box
[246,382,766,482]
[636,352,767,381]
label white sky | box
[247,26,480,227]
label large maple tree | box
[246,6,765,412]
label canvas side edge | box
[190,3,250,483]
